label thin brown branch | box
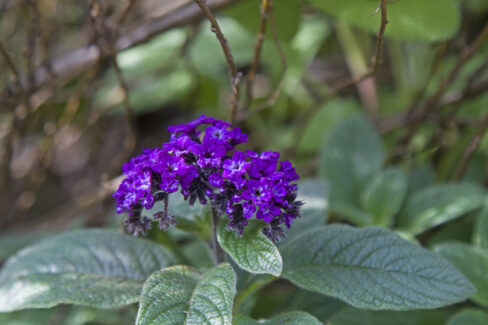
[240,1,287,121]
[400,21,488,141]
[193,0,240,124]
[113,0,137,25]
[327,0,388,95]
[287,1,388,154]
[89,0,136,173]
[453,110,488,180]
[0,40,21,87]
[1,0,241,103]
[242,0,272,112]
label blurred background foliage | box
[0,0,488,323]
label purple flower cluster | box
[113,115,302,241]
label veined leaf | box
[218,219,282,276]
[435,242,488,307]
[136,264,236,325]
[398,183,484,235]
[0,229,177,312]
[281,225,475,310]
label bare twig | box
[399,21,488,142]
[453,110,488,180]
[287,1,388,154]
[89,0,136,172]
[193,0,241,124]
[113,0,137,25]
[0,40,21,87]
[327,0,388,95]
[238,1,287,122]
[1,0,241,103]
[242,0,272,112]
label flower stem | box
[211,207,226,265]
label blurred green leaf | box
[218,220,282,276]
[435,242,488,307]
[360,168,407,227]
[136,264,236,325]
[447,308,488,325]
[320,115,383,225]
[397,183,485,234]
[0,231,48,262]
[298,98,359,154]
[474,203,488,249]
[0,229,177,311]
[225,0,301,40]
[329,307,445,325]
[234,311,322,325]
[281,225,475,310]
[309,0,461,41]
[0,309,55,325]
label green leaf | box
[218,220,282,276]
[329,307,446,325]
[320,116,383,225]
[136,264,236,325]
[225,0,301,40]
[234,311,322,325]
[281,225,475,310]
[360,168,407,227]
[309,0,460,42]
[447,309,488,325]
[397,183,484,235]
[0,229,177,312]
[136,265,200,325]
[298,98,359,154]
[186,264,236,325]
[474,203,488,249]
[435,242,488,307]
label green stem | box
[211,207,226,265]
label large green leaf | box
[397,183,485,234]
[0,229,177,312]
[447,309,488,325]
[234,311,322,325]
[320,116,383,225]
[136,264,236,325]
[281,225,475,310]
[309,0,460,42]
[360,168,407,227]
[218,220,282,276]
[474,203,488,249]
[435,242,488,307]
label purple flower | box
[114,115,302,240]
[222,151,250,179]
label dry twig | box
[453,110,488,180]
[193,0,241,124]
